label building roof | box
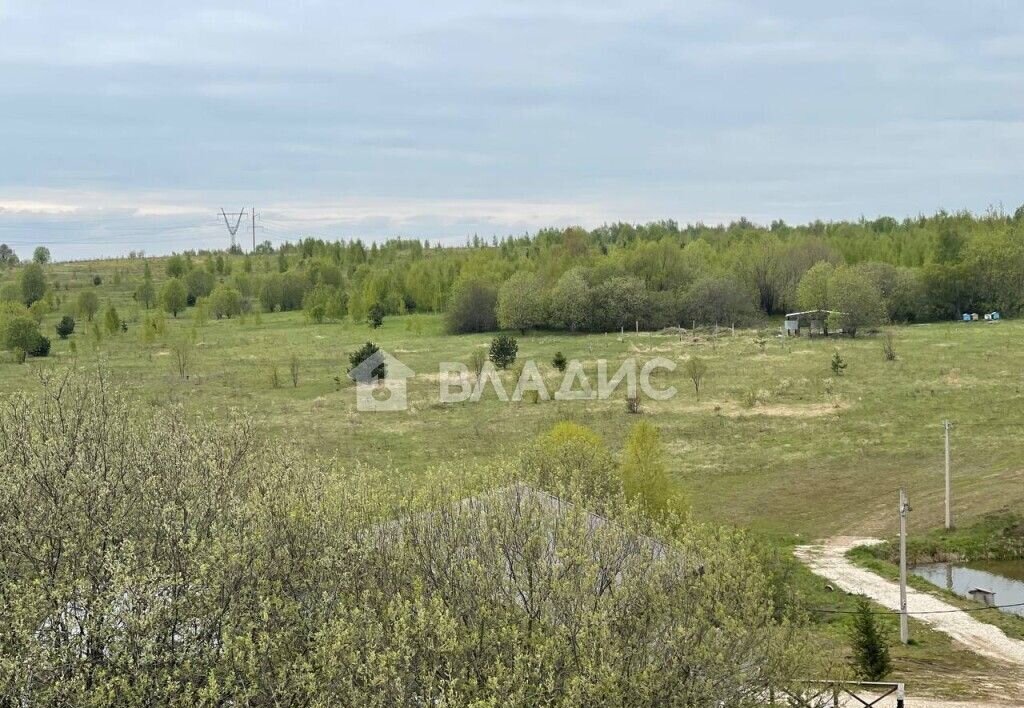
[784,309,847,319]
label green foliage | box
[20,263,46,305]
[831,351,847,376]
[488,334,518,369]
[185,267,215,302]
[165,254,187,278]
[348,341,385,381]
[848,598,893,680]
[209,284,243,319]
[0,372,813,706]
[445,277,497,334]
[160,278,188,317]
[828,266,888,336]
[76,290,100,321]
[367,302,385,329]
[92,275,102,286]
[32,247,50,265]
[497,271,545,333]
[104,303,121,335]
[683,356,708,397]
[520,421,622,510]
[552,351,567,372]
[0,310,47,359]
[135,279,156,309]
[620,421,676,517]
[55,315,75,339]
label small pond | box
[912,560,1024,616]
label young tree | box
[135,279,156,309]
[76,290,100,321]
[683,356,708,398]
[849,597,892,680]
[1,315,44,358]
[160,278,188,317]
[0,243,17,268]
[620,421,674,517]
[348,341,385,381]
[497,272,545,334]
[20,263,46,306]
[552,351,567,372]
[103,304,121,335]
[488,335,518,370]
[32,246,51,265]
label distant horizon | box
[3,2,1023,260]
[1,201,1018,265]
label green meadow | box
[3,257,1023,541]
[5,257,1024,698]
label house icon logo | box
[348,348,414,412]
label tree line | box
[3,207,1024,339]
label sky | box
[1,1,1023,260]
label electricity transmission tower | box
[220,208,247,250]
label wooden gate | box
[774,680,905,707]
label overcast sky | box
[1,1,1023,260]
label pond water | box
[912,560,1024,616]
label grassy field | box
[4,258,1024,540]
[4,257,1024,698]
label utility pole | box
[251,206,257,253]
[899,488,910,644]
[220,208,246,250]
[944,420,953,530]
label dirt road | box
[795,536,1024,706]
[795,537,1024,668]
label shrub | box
[620,421,673,517]
[209,285,243,319]
[103,304,121,335]
[92,275,102,286]
[28,335,50,358]
[489,335,518,370]
[882,332,897,361]
[849,597,892,680]
[289,355,300,388]
[2,315,44,356]
[56,315,75,339]
[626,394,641,414]
[367,302,385,329]
[552,351,567,372]
[348,341,385,381]
[520,422,621,510]
[469,349,487,378]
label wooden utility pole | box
[251,206,257,253]
[944,420,953,530]
[899,488,910,644]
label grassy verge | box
[858,513,1024,565]
[847,545,1024,642]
